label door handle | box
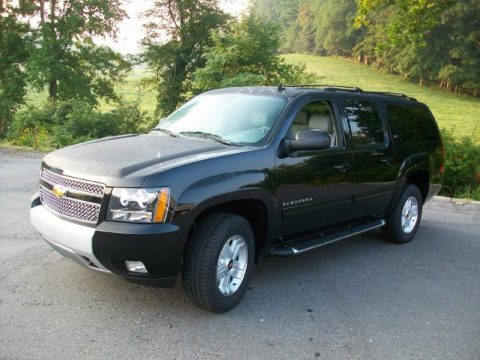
[379,157,394,165]
[334,163,351,172]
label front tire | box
[383,184,423,244]
[182,213,255,313]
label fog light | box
[125,260,148,274]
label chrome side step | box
[269,219,386,257]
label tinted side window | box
[345,100,384,146]
[387,104,439,142]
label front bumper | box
[31,194,191,287]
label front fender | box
[174,169,277,223]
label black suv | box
[30,85,444,312]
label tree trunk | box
[49,0,56,36]
[474,88,478,97]
[0,0,4,41]
[49,79,58,102]
[46,0,57,102]
[419,77,424,86]
[39,0,45,24]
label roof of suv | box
[206,85,418,103]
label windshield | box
[154,93,287,145]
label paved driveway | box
[1,149,479,360]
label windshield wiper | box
[150,127,179,137]
[179,131,234,146]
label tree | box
[436,0,480,93]
[313,0,361,57]
[0,0,31,135]
[354,0,480,92]
[284,1,315,53]
[191,17,315,93]
[354,0,454,84]
[26,0,130,104]
[250,0,300,51]
[251,0,363,56]
[142,0,229,116]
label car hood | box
[42,134,240,187]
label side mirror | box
[285,129,331,152]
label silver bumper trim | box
[43,236,111,274]
[31,203,111,274]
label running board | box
[269,219,386,257]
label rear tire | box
[182,213,255,313]
[383,184,423,244]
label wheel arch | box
[386,154,432,214]
[405,170,429,202]
[181,189,277,262]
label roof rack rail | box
[322,86,363,93]
[277,84,417,101]
[364,91,417,101]
[282,84,363,92]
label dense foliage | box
[441,130,480,200]
[191,17,316,93]
[250,0,480,94]
[0,0,31,134]
[6,98,152,150]
[142,0,229,116]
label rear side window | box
[387,104,439,142]
[344,100,384,146]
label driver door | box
[276,98,354,238]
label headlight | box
[107,187,171,223]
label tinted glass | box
[156,93,287,145]
[387,104,439,142]
[345,100,384,146]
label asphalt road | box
[1,148,479,360]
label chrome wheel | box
[401,196,419,234]
[216,235,248,296]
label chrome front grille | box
[41,168,105,196]
[39,168,105,224]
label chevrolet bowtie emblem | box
[52,184,68,198]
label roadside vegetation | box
[0,0,478,199]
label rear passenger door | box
[341,98,399,218]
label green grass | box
[101,68,157,114]
[283,54,480,140]
[24,55,480,140]
[25,68,158,115]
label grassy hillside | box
[284,54,480,140]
